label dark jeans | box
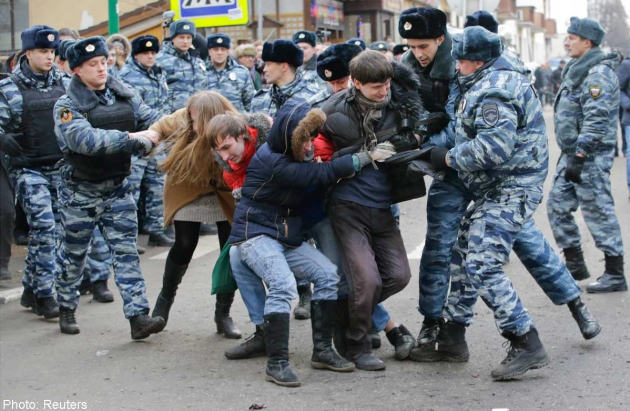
[0,165,14,269]
[168,220,231,265]
[328,199,411,349]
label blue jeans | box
[230,246,266,325]
[625,126,630,193]
[235,235,339,317]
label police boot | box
[130,314,166,340]
[586,254,627,293]
[215,292,243,339]
[409,321,469,363]
[59,307,80,335]
[386,324,416,361]
[333,299,349,357]
[368,326,381,349]
[148,232,175,247]
[20,287,36,310]
[310,300,356,372]
[225,325,266,359]
[417,317,442,346]
[346,338,386,371]
[563,246,591,281]
[34,296,60,319]
[91,280,114,303]
[293,284,312,320]
[13,230,28,246]
[78,276,92,295]
[152,257,188,326]
[491,328,550,380]
[263,313,301,387]
[567,297,601,340]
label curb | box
[0,287,22,304]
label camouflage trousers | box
[547,152,624,257]
[55,172,150,318]
[129,152,166,234]
[83,226,112,283]
[11,166,62,297]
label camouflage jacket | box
[118,59,168,113]
[447,53,548,193]
[298,53,328,91]
[206,57,255,112]
[156,42,207,114]
[251,73,328,118]
[554,47,620,156]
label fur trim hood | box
[267,98,325,161]
[107,34,132,57]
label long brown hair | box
[160,91,238,187]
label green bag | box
[211,243,238,295]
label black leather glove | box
[390,133,418,153]
[564,155,586,184]
[0,133,24,156]
[430,147,450,171]
[123,137,151,156]
[425,112,451,135]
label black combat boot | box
[148,232,175,247]
[34,296,60,319]
[78,276,92,295]
[333,299,349,357]
[586,254,627,293]
[263,313,301,387]
[151,257,188,326]
[386,324,416,360]
[130,314,166,340]
[91,280,114,303]
[215,292,242,339]
[20,287,36,310]
[491,328,550,380]
[225,325,266,359]
[409,321,469,363]
[567,297,601,340]
[59,307,80,334]
[368,326,381,349]
[417,317,441,346]
[293,284,312,320]
[310,300,356,372]
[563,246,591,281]
[346,339,386,371]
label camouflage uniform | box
[53,75,163,318]
[156,41,207,114]
[250,73,327,118]
[547,49,623,257]
[206,57,255,112]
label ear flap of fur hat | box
[292,108,326,161]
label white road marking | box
[149,235,221,260]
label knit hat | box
[170,19,196,39]
[316,43,363,82]
[262,39,303,68]
[370,41,388,52]
[451,27,502,62]
[393,44,410,56]
[21,25,60,51]
[398,7,447,39]
[346,38,366,50]
[131,35,160,56]
[464,10,499,34]
[207,33,231,49]
[67,36,109,70]
[57,39,77,61]
[567,17,605,46]
[235,44,257,58]
[293,30,317,47]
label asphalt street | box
[1,109,629,411]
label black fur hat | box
[57,39,77,61]
[131,35,160,57]
[207,33,231,49]
[67,36,109,70]
[399,7,447,39]
[21,25,60,51]
[316,43,363,82]
[293,30,317,47]
[465,11,499,34]
[393,44,410,56]
[262,40,303,68]
[346,38,366,50]
[370,41,388,52]
[170,19,196,39]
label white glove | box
[370,141,396,162]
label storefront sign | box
[311,0,344,28]
[170,0,249,28]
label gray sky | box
[550,0,630,33]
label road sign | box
[170,0,249,28]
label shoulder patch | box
[589,85,602,99]
[60,107,73,123]
[482,102,499,127]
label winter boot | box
[386,324,416,360]
[368,326,381,349]
[417,317,441,346]
[310,300,356,372]
[263,313,301,387]
[293,284,312,320]
[91,280,114,303]
[78,276,92,295]
[346,338,386,371]
[148,232,175,247]
[59,307,80,334]
[586,254,627,293]
[151,257,188,326]
[34,296,60,319]
[215,291,242,339]
[409,321,469,363]
[20,287,36,310]
[563,246,591,281]
[333,299,349,357]
[225,325,266,359]
[130,314,166,340]
[491,328,550,380]
[567,297,601,340]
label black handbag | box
[383,147,446,204]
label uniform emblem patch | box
[229,72,237,81]
[183,25,190,30]
[589,85,602,99]
[324,70,332,78]
[354,41,361,46]
[60,108,73,123]
[47,34,55,41]
[146,41,153,47]
[404,22,412,31]
[378,44,385,49]
[299,33,305,39]
[482,102,499,126]
[458,98,467,114]
[85,44,95,52]
[403,46,409,51]
[217,38,223,44]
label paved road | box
[1,109,629,411]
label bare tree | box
[588,0,630,51]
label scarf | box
[223,135,258,190]
[562,47,606,89]
[353,87,391,152]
